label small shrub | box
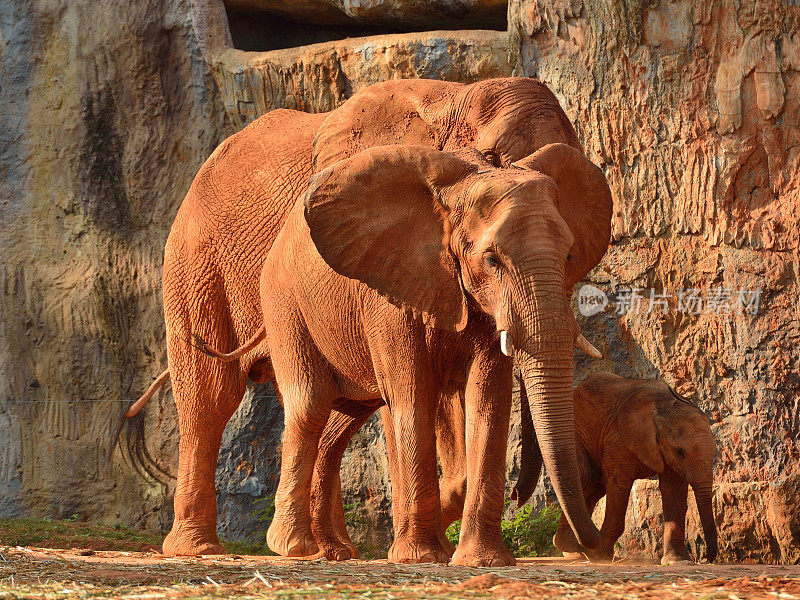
[445,502,561,557]
[226,494,277,555]
[252,494,276,524]
[343,501,367,529]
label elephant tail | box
[106,368,174,482]
[191,324,266,362]
[126,368,170,417]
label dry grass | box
[1,545,799,600]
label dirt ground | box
[2,546,799,600]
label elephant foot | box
[561,551,584,559]
[162,522,225,556]
[451,539,516,567]
[388,535,449,564]
[333,522,359,559]
[267,513,319,557]
[311,535,358,561]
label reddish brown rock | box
[509,0,800,564]
[1,0,797,564]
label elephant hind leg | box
[265,320,339,558]
[437,388,467,533]
[310,400,380,560]
[162,324,249,556]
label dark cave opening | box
[225,7,508,53]
[226,12,420,52]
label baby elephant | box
[516,372,718,563]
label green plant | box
[220,493,278,556]
[343,501,367,529]
[445,502,561,557]
[220,538,275,556]
[0,517,164,551]
[252,494,276,524]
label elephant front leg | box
[384,385,449,564]
[451,352,515,567]
[659,468,691,564]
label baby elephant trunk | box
[691,483,718,562]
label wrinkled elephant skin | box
[152,78,611,562]
[243,139,611,566]
[541,372,718,563]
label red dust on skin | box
[131,77,611,564]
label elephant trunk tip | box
[575,526,600,551]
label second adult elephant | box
[225,142,612,566]
[130,76,608,561]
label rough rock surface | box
[509,0,799,563]
[0,0,798,564]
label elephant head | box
[303,143,612,550]
[616,382,718,562]
[313,78,582,172]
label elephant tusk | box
[500,330,514,357]
[575,333,602,358]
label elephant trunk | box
[691,482,717,562]
[516,339,600,550]
[511,370,542,508]
[508,265,600,550]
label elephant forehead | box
[461,171,558,212]
[459,176,566,247]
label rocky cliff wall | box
[0,0,797,563]
[508,0,799,563]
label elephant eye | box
[482,150,502,167]
[676,447,687,459]
[483,251,501,272]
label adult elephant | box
[223,141,614,566]
[129,77,609,561]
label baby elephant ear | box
[614,389,665,473]
[304,144,475,331]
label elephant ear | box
[614,388,665,473]
[513,143,613,287]
[304,144,474,331]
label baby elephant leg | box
[594,480,633,561]
[659,468,691,563]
